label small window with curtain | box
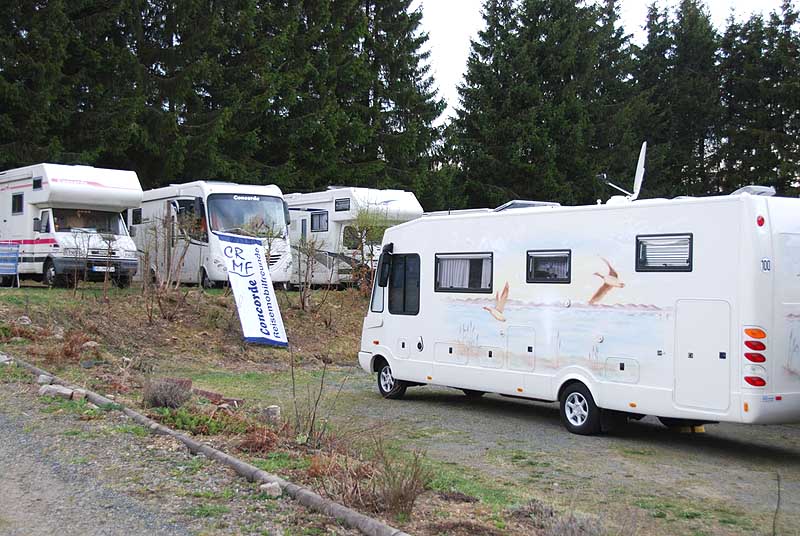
[388,254,420,315]
[435,253,492,293]
[527,250,571,283]
[636,233,693,272]
[311,211,328,232]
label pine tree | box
[0,0,70,168]
[668,0,720,196]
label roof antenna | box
[599,142,647,204]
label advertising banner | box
[215,232,288,347]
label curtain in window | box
[480,258,492,288]
[438,258,469,288]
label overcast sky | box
[416,0,788,123]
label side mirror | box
[283,200,291,226]
[33,217,41,233]
[377,243,394,288]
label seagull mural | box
[589,257,625,305]
[483,281,509,322]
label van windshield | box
[52,209,125,235]
[207,194,286,238]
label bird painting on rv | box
[589,257,625,305]
[483,281,509,322]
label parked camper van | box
[130,181,291,287]
[0,163,142,287]
[285,187,423,286]
[359,188,800,435]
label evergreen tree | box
[668,0,720,196]
[633,2,677,198]
[0,0,70,167]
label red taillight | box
[757,215,765,227]
[745,340,766,351]
[744,352,766,363]
[744,376,767,387]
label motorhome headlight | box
[122,249,138,259]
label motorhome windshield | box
[208,193,285,237]
[52,209,125,234]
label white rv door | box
[674,299,731,411]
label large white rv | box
[0,163,142,287]
[359,190,800,435]
[285,187,423,286]
[130,181,291,287]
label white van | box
[285,187,423,286]
[358,190,800,435]
[131,181,291,287]
[0,163,141,287]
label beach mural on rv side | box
[437,252,670,379]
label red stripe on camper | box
[0,238,57,245]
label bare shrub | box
[510,498,557,530]
[142,378,191,409]
[238,426,280,456]
[61,330,91,360]
[544,513,604,536]
[372,439,430,516]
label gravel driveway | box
[0,379,354,536]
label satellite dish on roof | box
[631,141,647,202]
[599,141,648,204]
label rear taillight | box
[745,340,766,351]
[744,376,766,387]
[743,328,767,386]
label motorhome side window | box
[131,208,142,226]
[335,198,350,212]
[311,211,328,232]
[11,193,23,215]
[343,226,360,250]
[388,254,420,315]
[636,233,693,272]
[176,199,208,242]
[33,177,42,190]
[527,250,571,283]
[435,253,492,293]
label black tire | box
[559,382,602,435]
[376,358,407,399]
[43,259,62,288]
[462,389,485,400]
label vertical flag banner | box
[215,232,288,347]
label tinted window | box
[335,198,350,211]
[311,211,328,232]
[11,193,23,214]
[527,250,571,283]
[388,254,420,315]
[636,234,693,272]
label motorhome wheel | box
[43,260,62,288]
[559,383,601,435]
[201,269,215,289]
[376,359,407,399]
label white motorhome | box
[0,163,142,287]
[285,187,423,286]
[130,181,291,287]
[359,183,800,434]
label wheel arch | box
[556,375,601,407]
[371,354,388,373]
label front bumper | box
[53,257,138,279]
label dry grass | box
[142,378,191,409]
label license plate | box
[92,266,115,272]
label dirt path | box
[0,381,354,536]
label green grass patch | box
[39,396,106,418]
[63,428,99,439]
[252,451,311,473]
[185,504,230,518]
[0,363,29,383]
[189,488,235,500]
[152,407,248,435]
[426,460,519,507]
[114,424,150,437]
